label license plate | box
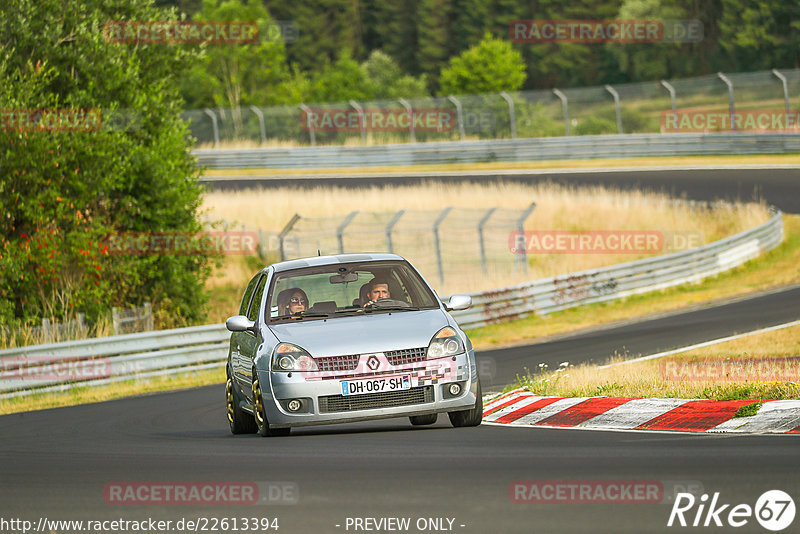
[341,375,411,396]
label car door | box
[234,273,267,395]
[230,274,258,390]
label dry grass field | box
[202,181,770,305]
[513,323,800,400]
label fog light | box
[449,383,461,396]
[287,399,302,412]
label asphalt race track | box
[2,286,799,534]
[202,167,800,214]
[480,284,800,390]
[3,168,799,533]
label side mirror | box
[444,294,472,311]
[226,315,256,332]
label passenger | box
[277,288,309,315]
[362,278,391,307]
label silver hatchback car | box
[225,253,482,436]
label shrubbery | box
[0,0,214,331]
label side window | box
[239,274,260,316]
[247,276,267,322]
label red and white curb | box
[481,389,800,434]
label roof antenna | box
[317,249,321,256]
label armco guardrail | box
[450,210,783,328]
[0,210,783,398]
[0,324,228,398]
[193,133,800,170]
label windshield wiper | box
[271,311,330,322]
[364,305,420,313]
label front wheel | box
[448,380,483,428]
[252,375,291,437]
[227,375,256,434]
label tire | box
[226,374,257,435]
[252,374,291,437]
[409,413,438,426]
[448,379,483,428]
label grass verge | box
[509,324,800,401]
[202,153,800,177]
[467,215,800,349]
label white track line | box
[597,319,800,370]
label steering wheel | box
[365,298,411,308]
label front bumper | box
[259,350,478,428]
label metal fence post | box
[336,211,359,254]
[143,302,153,331]
[249,105,267,146]
[660,80,678,132]
[349,100,367,143]
[385,209,406,253]
[717,72,736,131]
[446,95,465,140]
[515,203,537,273]
[553,89,569,136]
[604,84,623,134]
[432,207,453,285]
[499,91,517,139]
[772,69,791,129]
[202,108,219,147]
[278,214,301,261]
[299,104,316,146]
[398,98,415,142]
[41,318,51,343]
[112,307,120,335]
[477,207,498,274]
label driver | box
[363,277,391,307]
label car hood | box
[267,309,449,356]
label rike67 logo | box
[668,490,795,531]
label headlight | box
[426,327,465,359]
[271,343,318,372]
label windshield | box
[267,260,438,321]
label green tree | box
[309,50,372,102]
[0,0,210,328]
[438,32,527,94]
[361,50,429,99]
[180,0,295,113]
[719,0,800,70]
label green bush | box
[0,0,215,330]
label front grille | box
[316,354,360,372]
[318,386,433,413]
[385,347,427,366]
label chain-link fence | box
[184,68,800,147]
[218,207,538,292]
[248,206,536,294]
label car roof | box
[267,253,407,273]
